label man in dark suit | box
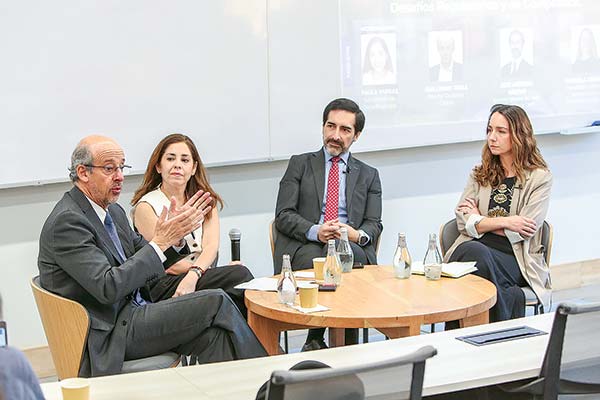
[274,98,383,351]
[38,135,265,377]
[429,35,463,82]
[501,29,533,80]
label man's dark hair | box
[322,98,365,133]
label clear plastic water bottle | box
[393,233,412,279]
[337,227,354,273]
[324,239,342,285]
[423,233,443,280]
[277,254,297,305]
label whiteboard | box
[0,0,269,187]
[1,0,599,187]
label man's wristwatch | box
[190,266,203,279]
[357,231,370,246]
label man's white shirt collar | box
[85,195,107,223]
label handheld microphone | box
[229,228,241,262]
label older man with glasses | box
[38,135,266,377]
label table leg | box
[247,311,282,356]
[378,324,421,339]
[328,328,345,347]
[459,310,489,328]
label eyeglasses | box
[84,164,132,175]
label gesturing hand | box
[152,190,212,251]
[168,190,212,220]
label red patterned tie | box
[324,156,340,222]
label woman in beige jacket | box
[445,104,552,322]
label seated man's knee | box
[191,288,228,303]
[291,243,326,270]
[187,288,240,315]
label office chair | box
[31,276,180,380]
[501,301,600,399]
[265,345,437,400]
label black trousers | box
[124,289,266,363]
[145,265,254,318]
[291,241,369,346]
[449,240,527,323]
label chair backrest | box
[438,219,460,257]
[265,345,437,400]
[539,301,600,399]
[30,276,90,380]
[540,220,553,266]
[269,219,277,259]
[438,218,553,266]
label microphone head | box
[228,228,241,240]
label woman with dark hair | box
[573,27,600,74]
[444,104,552,322]
[362,36,396,86]
[131,134,253,316]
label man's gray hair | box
[69,143,93,182]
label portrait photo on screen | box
[571,25,600,75]
[500,28,534,80]
[428,30,464,83]
[361,32,397,86]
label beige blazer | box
[444,168,553,311]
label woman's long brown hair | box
[473,104,548,187]
[131,134,223,219]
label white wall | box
[1,132,599,348]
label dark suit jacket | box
[38,186,169,377]
[429,62,463,82]
[501,60,533,79]
[274,149,383,271]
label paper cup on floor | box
[60,378,90,400]
[312,257,326,281]
[298,282,319,309]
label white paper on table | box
[234,277,278,291]
[294,271,315,279]
[289,304,330,314]
[411,261,477,278]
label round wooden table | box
[245,265,497,355]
